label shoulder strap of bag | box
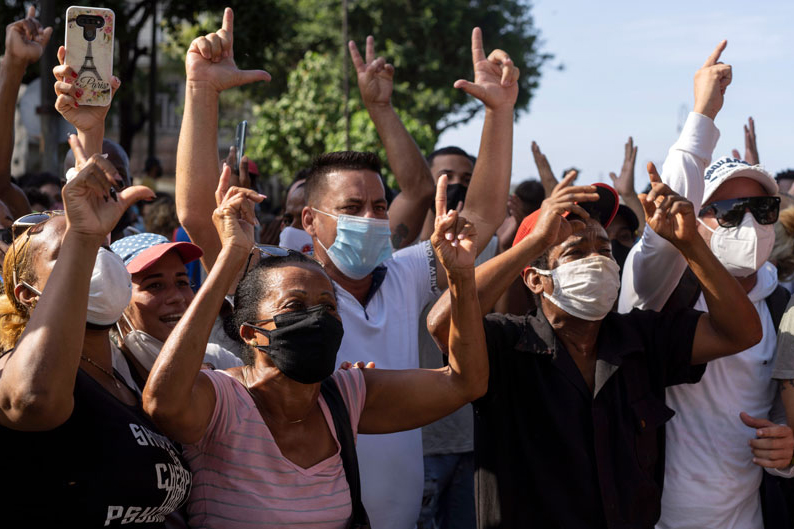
[320,377,371,528]
[765,285,791,333]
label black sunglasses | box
[241,244,303,281]
[698,196,780,228]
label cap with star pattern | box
[110,232,203,274]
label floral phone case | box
[64,6,115,106]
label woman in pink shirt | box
[142,170,487,528]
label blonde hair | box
[0,232,38,351]
[771,207,794,281]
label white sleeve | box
[618,113,721,312]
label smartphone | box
[235,120,248,173]
[65,6,115,106]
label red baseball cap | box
[111,233,203,274]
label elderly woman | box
[0,132,192,527]
[142,170,487,528]
[110,232,242,389]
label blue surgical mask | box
[312,208,393,280]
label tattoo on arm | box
[391,223,409,249]
[781,379,794,392]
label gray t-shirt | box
[773,296,794,380]
[418,236,498,456]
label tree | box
[249,50,434,183]
[163,0,551,137]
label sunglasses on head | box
[11,211,65,291]
[241,244,303,281]
[698,196,780,228]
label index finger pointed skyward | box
[702,40,727,67]
[348,41,365,71]
[221,7,234,44]
[471,27,486,65]
[435,174,448,218]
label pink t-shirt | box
[183,368,367,529]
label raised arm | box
[348,37,434,249]
[0,135,152,431]
[639,163,761,363]
[432,28,518,291]
[144,167,264,444]
[357,175,486,433]
[429,171,597,350]
[175,7,270,273]
[609,136,645,235]
[619,41,731,312]
[0,7,51,217]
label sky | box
[437,0,794,192]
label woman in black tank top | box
[0,134,191,527]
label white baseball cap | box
[702,156,778,205]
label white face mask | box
[87,248,133,326]
[698,212,774,278]
[534,255,621,321]
[18,247,132,326]
[279,226,314,254]
[118,313,163,372]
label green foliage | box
[163,0,551,135]
[249,50,434,186]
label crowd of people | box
[1,5,794,529]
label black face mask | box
[244,305,344,384]
[431,183,468,213]
[611,239,631,274]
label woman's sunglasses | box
[241,244,303,281]
[697,196,780,228]
[10,211,64,290]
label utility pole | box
[147,0,158,163]
[342,0,350,150]
[38,0,59,174]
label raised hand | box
[62,135,154,241]
[693,40,732,121]
[349,36,394,109]
[732,117,759,165]
[740,412,794,469]
[186,7,271,93]
[431,175,478,271]
[639,162,698,247]
[4,6,53,69]
[212,163,264,254]
[530,170,597,249]
[53,46,120,133]
[454,28,519,110]
[609,136,638,197]
[531,141,561,197]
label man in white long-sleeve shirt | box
[619,41,794,529]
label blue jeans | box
[417,452,475,529]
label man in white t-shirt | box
[298,29,518,525]
[618,41,794,529]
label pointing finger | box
[221,7,234,44]
[216,163,232,207]
[348,40,365,71]
[703,39,727,67]
[26,4,35,19]
[435,174,448,219]
[647,162,662,184]
[471,27,486,65]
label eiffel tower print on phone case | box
[65,6,115,107]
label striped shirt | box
[183,368,366,528]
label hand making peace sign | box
[348,36,394,109]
